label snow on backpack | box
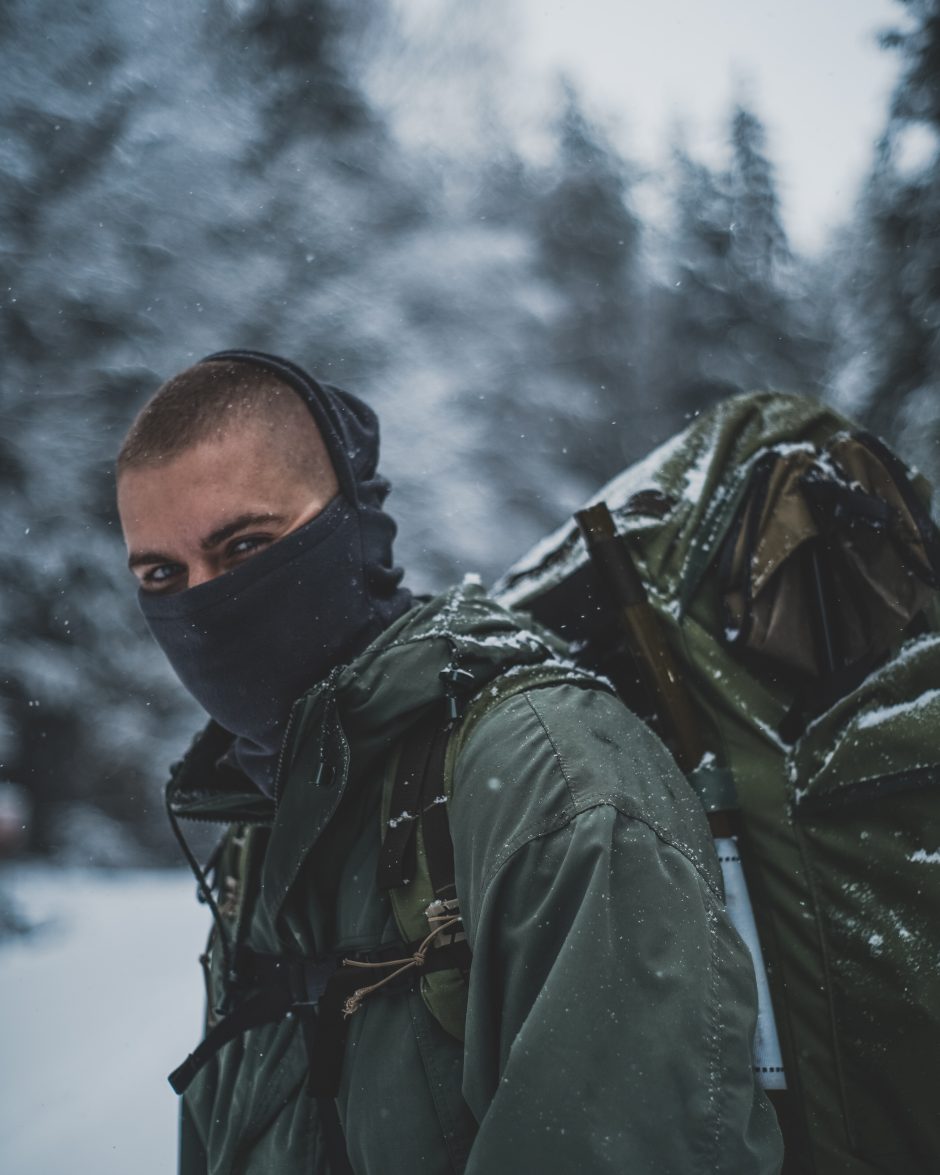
[484,391,940,1175]
[373,391,939,1175]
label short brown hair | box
[117,360,336,490]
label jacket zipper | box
[273,699,302,812]
[273,667,344,811]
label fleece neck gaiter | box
[138,350,412,796]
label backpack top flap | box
[719,432,940,681]
[495,392,851,620]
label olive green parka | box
[168,582,783,1174]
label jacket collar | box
[167,580,567,822]
[166,580,573,941]
[262,579,572,933]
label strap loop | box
[341,917,464,1018]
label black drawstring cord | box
[166,798,234,986]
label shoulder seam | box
[458,686,722,902]
[522,689,577,807]
[520,688,719,898]
[478,795,723,904]
[701,898,724,1170]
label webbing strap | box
[168,986,291,1094]
[426,936,472,974]
[418,722,458,901]
[719,452,775,649]
[304,966,369,1097]
[687,763,739,815]
[317,1096,355,1175]
[376,713,440,890]
[168,946,343,1096]
[168,939,472,1098]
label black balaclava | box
[138,350,412,795]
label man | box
[117,350,783,1174]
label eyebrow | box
[200,512,285,551]
[128,548,175,571]
[127,512,285,570]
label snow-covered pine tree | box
[724,104,829,399]
[0,0,200,858]
[530,81,644,489]
[829,0,940,491]
[0,0,428,858]
[650,103,828,428]
[647,144,739,425]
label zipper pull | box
[439,666,476,722]
[314,761,337,789]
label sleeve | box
[179,1097,209,1175]
[451,685,783,1175]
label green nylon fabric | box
[496,391,940,1174]
[383,662,603,1043]
[167,581,782,1175]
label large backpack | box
[385,392,940,1175]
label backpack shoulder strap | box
[379,662,608,1041]
[376,711,448,894]
[377,708,468,1041]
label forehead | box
[116,425,318,543]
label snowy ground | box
[0,866,208,1175]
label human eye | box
[140,563,185,593]
[226,534,271,563]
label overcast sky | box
[515,0,903,253]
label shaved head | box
[116,359,341,594]
[117,359,337,495]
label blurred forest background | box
[1,0,938,865]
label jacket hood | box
[201,349,405,603]
[203,349,385,509]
